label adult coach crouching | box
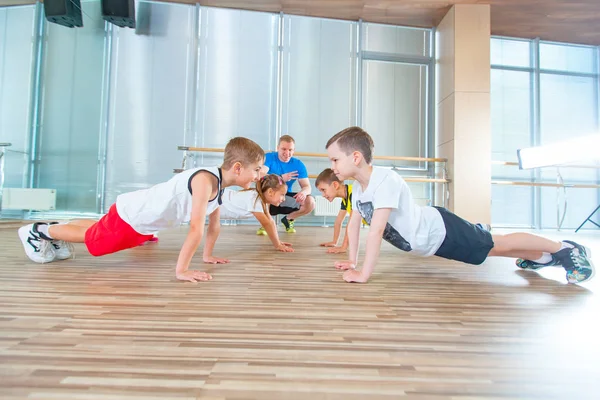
[260,135,315,233]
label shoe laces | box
[565,248,586,271]
[52,240,76,259]
[39,240,55,264]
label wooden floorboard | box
[1,224,599,399]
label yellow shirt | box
[340,184,353,212]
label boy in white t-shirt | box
[325,126,595,285]
[17,137,265,283]
[220,174,294,252]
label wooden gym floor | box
[1,222,599,399]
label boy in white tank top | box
[18,137,265,283]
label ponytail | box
[255,178,269,215]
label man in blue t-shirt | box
[260,135,315,234]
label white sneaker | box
[42,222,74,260]
[52,240,74,260]
[18,223,56,263]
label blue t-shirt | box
[264,151,308,192]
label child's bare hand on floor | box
[334,260,355,270]
[276,243,294,252]
[343,269,368,283]
[320,241,336,247]
[176,270,212,283]
[203,256,230,264]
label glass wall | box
[538,43,599,229]
[36,0,106,213]
[280,15,356,185]
[361,24,431,168]
[490,38,534,227]
[104,1,198,207]
[361,24,433,207]
[196,7,278,163]
[491,37,600,229]
[362,61,428,162]
[0,2,433,221]
[0,5,37,191]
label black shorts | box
[269,192,312,216]
[433,207,494,265]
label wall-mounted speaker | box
[101,0,135,29]
[44,0,83,28]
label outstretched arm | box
[343,208,391,283]
[338,210,352,250]
[175,173,214,283]
[334,208,361,270]
[254,212,294,252]
[321,210,347,247]
[203,208,230,264]
[326,210,351,254]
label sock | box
[35,223,54,240]
[532,253,552,264]
[560,242,575,251]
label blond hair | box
[222,137,265,170]
[325,126,374,164]
[315,168,341,186]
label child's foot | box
[281,216,296,233]
[516,255,561,271]
[476,223,492,232]
[553,241,595,284]
[39,222,74,260]
[52,239,75,260]
[256,227,267,236]
[18,223,56,263]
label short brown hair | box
[222,137,265,170]
[315,168,341,186]
[279,135,295,144]
[326,126,374,164]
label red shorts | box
[85,204,154,256]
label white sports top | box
[116,166,223,235]
[219,188,265,220]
